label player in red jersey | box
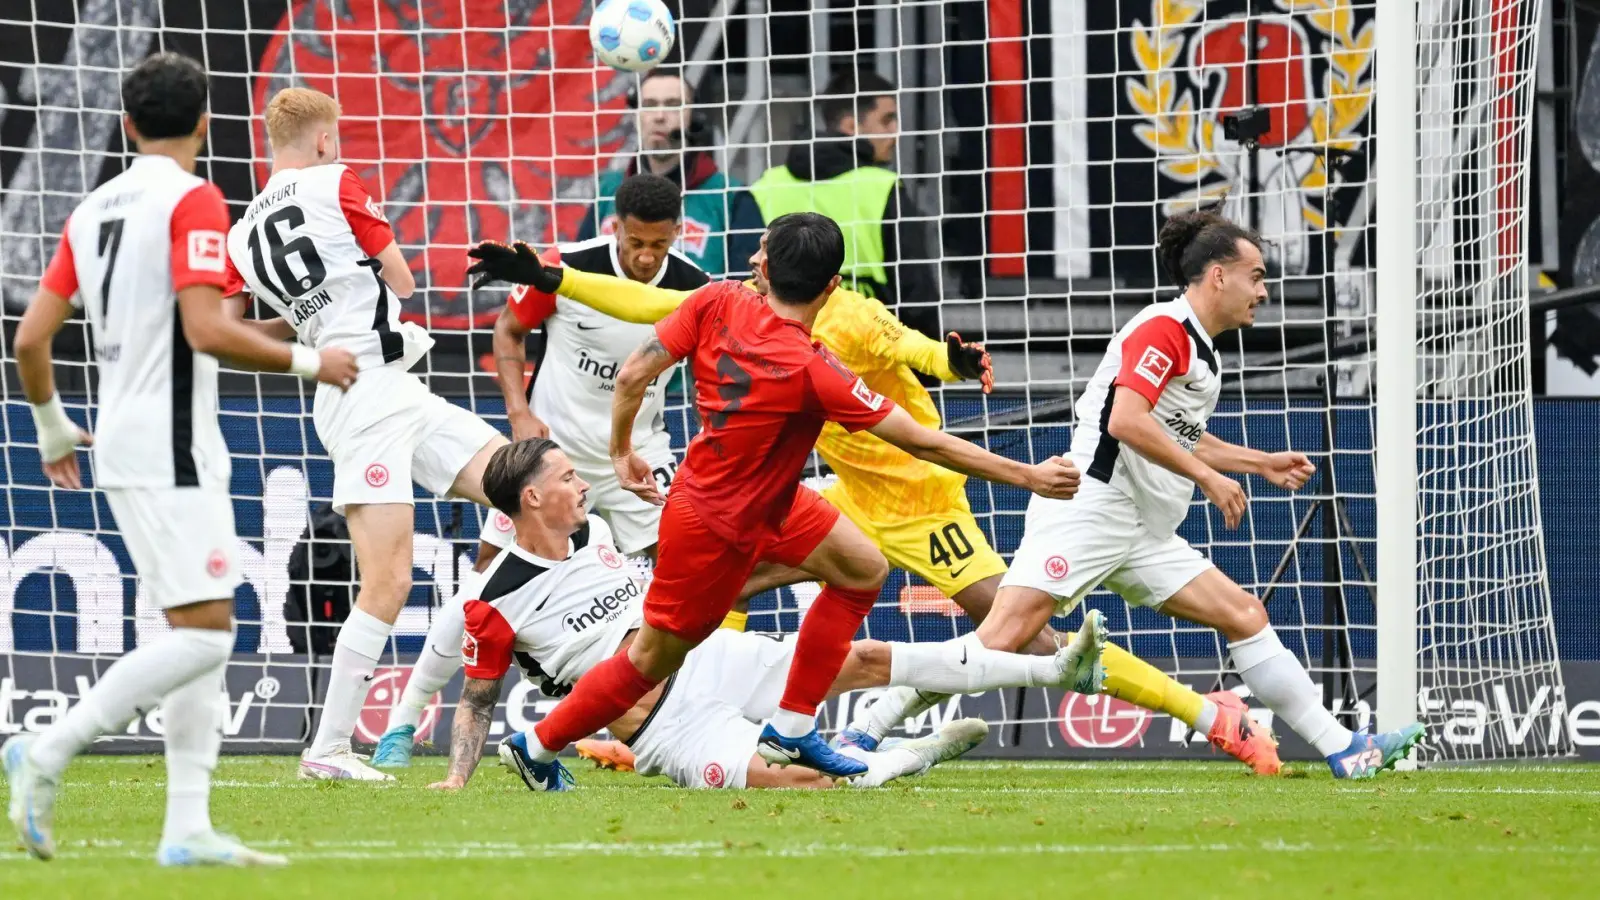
[466,212,1079,781]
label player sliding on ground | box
[468,212,1079,783]
[480,229,1282,776]
[427,439,1106,791]
[221,87,516,782]
[880,209,1425,778]
[2,54,358,866]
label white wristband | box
[30,394,81,464]
[288,343,321,380]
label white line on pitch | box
[4,839,1595,863]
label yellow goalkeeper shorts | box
[822,482,1008,598]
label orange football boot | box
[574,738,636,773]
[1205,691,1282,775]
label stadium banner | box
[1,652,1597,762]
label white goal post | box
[0,0,1571,763]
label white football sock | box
[160,656,228,844]
[309,608,391,757]
[521,729,557,764]
[1194,699,1219,734]
[769,708,816,739]
[849,686,944,743]
[1230,626,1353,757]
[29,628,234,781]
[389,600,465,732]
[888,633,1060,693]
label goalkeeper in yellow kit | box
[466,239,1281,775]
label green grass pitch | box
[4,756,1599,897]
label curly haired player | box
[464,223,1285,777]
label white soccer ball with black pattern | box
[589,0,675,73]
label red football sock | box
[777,584,879,717]
[533,651,658,753]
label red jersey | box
[654,281,894,547]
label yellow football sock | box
[719,610,748,632]
[1099,642,1206,728]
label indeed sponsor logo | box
[563,580,640,634]
[1163,410,1206,448]
[576,348,620,383]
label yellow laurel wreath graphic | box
[1126,0,1374,225]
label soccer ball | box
[589,0,675,73]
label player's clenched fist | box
[315,347,360,391]
[1260,451,1315,491]
[614,451,664,506]
[1201,472,1248,529]
[1026,456,1080,499]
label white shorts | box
[313,366,501,515]
[573,444,677,556]
[105,486,242,608]
[629,630,795,789]
[1002,479,1213,613]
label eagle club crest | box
[251,0,631,329]
[1124,0,1373,274]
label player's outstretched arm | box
[866,406,1079,499]
[15,288,93,489]
[610,335,682,504]
[465,240,689,324]
[430,674,504,790]
[558,266,690,325]
[1195,433,1315,491]
[491,303,548,440]
[1105,386,1246,527]
[179,285,359,390]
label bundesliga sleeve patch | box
[187,230,228,273]
[365,195,388,222]
[1134,347,1174,387]
[851,377,886,410]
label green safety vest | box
[750,164,897,298]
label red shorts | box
[643,485,839,642]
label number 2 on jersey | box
[96,218,125,320]
[707,353,753,430]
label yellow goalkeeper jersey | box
[555,268,969,521]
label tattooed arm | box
[427,675,504,790]
[610,334,682,505]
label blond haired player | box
[222,87,515,782]
[3,54,350,866]
[466,242,1282,776]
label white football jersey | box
[459,516,643,689]
[40,155,233,490]
[225,164,432,370]
[506,236,709,464]
[1069,294,1221,538]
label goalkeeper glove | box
[466,241,564,293]
[945,332,994,393]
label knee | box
[848,640,892,684]
[1223,596,1270,642]
[834,550,889,592]
[362,568,413,604]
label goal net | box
[0,0,1568,763]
